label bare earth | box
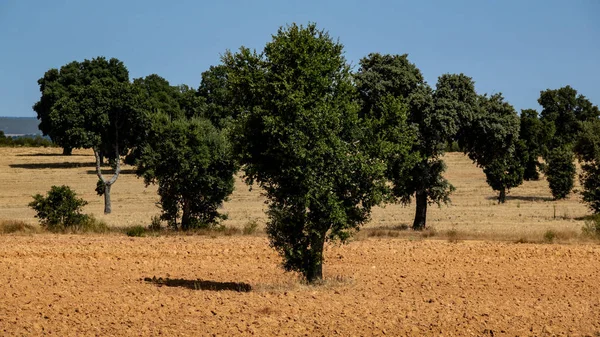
[1,235,599,336]
[1,148,599,336]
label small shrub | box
[77,215,109,233]
[28,185,89,232]
[582,215,600,239]
[126,225,146,237]
[0,220,38,234]
[394,224,410,231]
[446,228,460,243]
[217,225,240,236]
[243,219,259,235]
[543,230,557,243]
[421,227,437,238]
[149,215,162,231]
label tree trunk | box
[104,183,112,214]
[412,190,428,231]
[181,200,191,231]
[94,147,120,215]
[63,147,72,155]
[305,233,325,283]
[98,151,104,166]
[498,188,506,204]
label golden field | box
[1,147,599,336]
[0,147,590,237]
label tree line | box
[32,23,600,283]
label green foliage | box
[33,57,144,154]
[0,132,55,147]
[355,53,479,229]
[543,229,557,243]
[136,115,238,230]
[225,23,387,282]
[519,109,545,180]
[126,225,146,237]
[197,65,236,128]
[538,86,599,149]
[545,146,576,200]
[28,185,89,232]
[538,86,599,199]
[461,93,523,203]
[575,120,600,213]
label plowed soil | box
[1,235,599,336]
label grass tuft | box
[0,220,38,234]
[125,225,146,237]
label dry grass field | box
[0,147,591,237]
[1,147,599,336]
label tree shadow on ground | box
[9,162,96,169]
[85,169,137,175]
[16,153,92,157]
[143,277,252,292]
[485,195,554,202]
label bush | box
[0,132,55,147]
[545,147,576,200]
[243,219,259,235]
[148,215,162,231]
[78,215,109,233]
[0,220,38,234]
[136,116,238,231]
[126,225,146,237]
[28,185,89,232]
[543,229,557,243]
[582,215,600,239]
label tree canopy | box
[136,114,238,229]
[460,93,523,203]
[538,86,600,199]
[33,57,147,213]
[225,23,389,282]
[355,53,479,229]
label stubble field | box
[1,147,599,336]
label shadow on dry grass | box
[16,153,92,157]
[9,162,96,169]
[485,195,554,202]
[144,276,252,292]
[85,169,137,175]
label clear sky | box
[0,0,598,117]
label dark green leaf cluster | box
[460,93,523,203]
[355,53,478,227]
[33,57,141,154]
[28,185,88,232]
[518,109,547,181]
[136,114,238,230]
[575,120,600,213]
[537,86,600,199]
[545,146,576,200]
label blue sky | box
[1,0,598,117]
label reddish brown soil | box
[1,235,599,336]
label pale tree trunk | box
[94,146,120,214]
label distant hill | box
[0,117,41,136]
